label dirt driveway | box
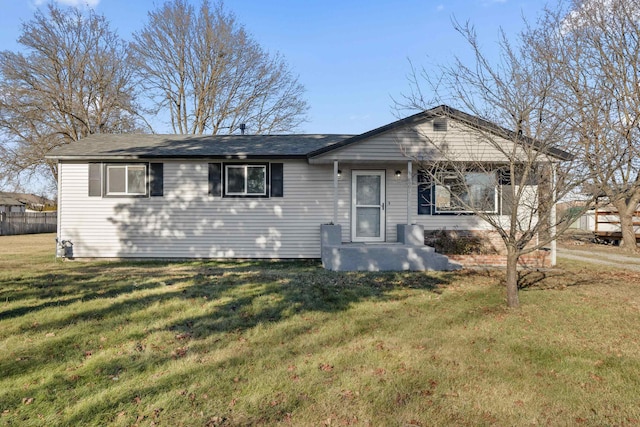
[557,231,640,271]
[558,247,640,271]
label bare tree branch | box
[529,0,640,252]
[132,0,309,135]
[0,4,144,187]
[397,18,592,308]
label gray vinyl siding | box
[310,120,524,163]
[58,160,339,258]
[58,159,536,258]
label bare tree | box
[131,0,308,135]
[527,0,640,252]
[0,4,143,186]
[398,20,589,308]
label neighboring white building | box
[46,105,570,269]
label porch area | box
[321,224,462,272]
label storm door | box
[351,171,386,242]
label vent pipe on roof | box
[239,123,246,135]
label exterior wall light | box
[395,170,402,178]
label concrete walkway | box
[558,247,640,272]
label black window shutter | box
[208,163,222,196]
[498,167,512,185]
[88,163,102,197]
[270,163,283,197]
[417,170,432,215]
[150,163,164,196]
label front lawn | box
[1,234,640,426]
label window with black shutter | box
[89,162,151,197]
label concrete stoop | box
[319,223,462,272]
[321,244,462,272]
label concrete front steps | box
[321,243,461,271]
[320,224,462,272]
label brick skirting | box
[447,250,551,268]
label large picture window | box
[225,164,266,196]
[434,171,497,213]
[106,164,147,196]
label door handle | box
[381,203,385,211]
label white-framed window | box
[434,171,497,213]
[225,164,266,196]
[106,164,147,196]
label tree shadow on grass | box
[51,262,452,424]
[162,260,452,338]
[0,259,453,424]
[517,268,605,290]
[0,262,186,321]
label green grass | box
[2,234,640,426]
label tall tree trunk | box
[614,200,639,253]
[505,246,520,308]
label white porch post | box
[550,162,557,266]
[56,160,62,243]
[407,160,412,225]
[333,160,339,224]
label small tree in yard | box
[398,20,590,308]
[527,0,640,253]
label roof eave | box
[46,154,311,161]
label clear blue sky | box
[1,0,543,135]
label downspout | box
[56,161,62,258]
[333,160,339,225]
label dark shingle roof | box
[46,134,354,160]
[46,105,572,161]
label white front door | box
[352,170,386,242]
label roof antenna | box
[239,123,246,135]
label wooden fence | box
[0,211,57,236]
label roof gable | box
[307,105,572,161]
